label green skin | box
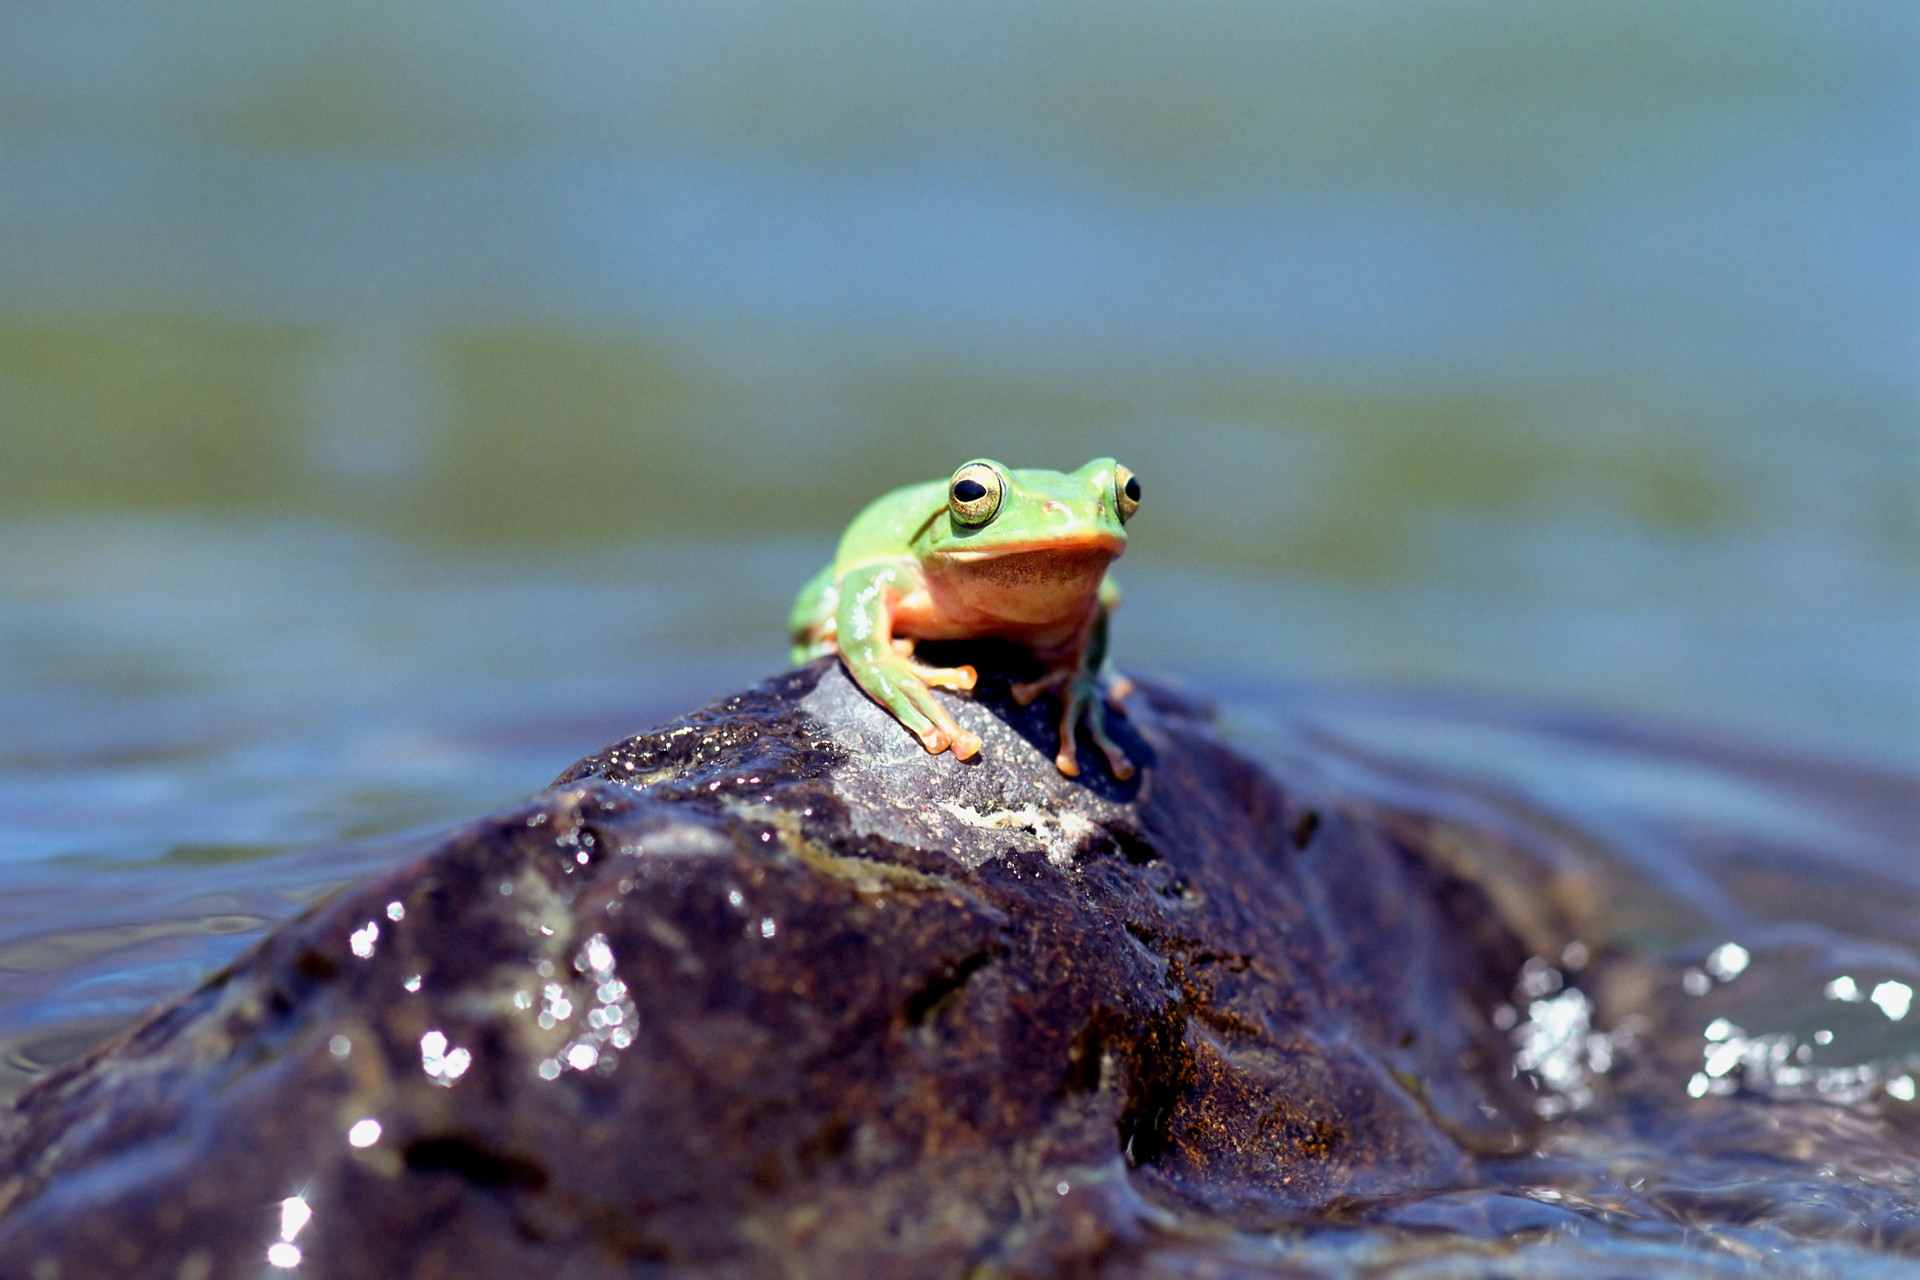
[789,458,1138,779]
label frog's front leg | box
[836,564,982,759]
[1011,606,1135,780]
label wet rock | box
[0,657,1545,1278]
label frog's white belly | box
[892,546,1114,650]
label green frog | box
[789,458,1141,779]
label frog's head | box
[921,457,1139,625]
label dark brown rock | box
[0,657,1546,1278]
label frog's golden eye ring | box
[948,461,1004,527]
[1114,464,1141,523]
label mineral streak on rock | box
[0,655,1543,1278]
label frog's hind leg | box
[1013,656,1086,774]
[1049,679,1136,780]
[787,566,840,666]
[1017,661,1137,779]
[1084,691,1135,781]
[793,624,838,664]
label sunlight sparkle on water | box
[552,932,639,1071]
[268,1192,313,1267]
[420,1030,471,1085]
[1869,981,1912,1021]
[280,1195,312,1241]
[1507,962,1626,1118]
[1704,943,1749,981]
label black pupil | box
[954,478,988,502]
[1124,477,1141,501]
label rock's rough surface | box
[0,657,1546,1278]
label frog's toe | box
[899,680,976,759]
[916,724,953,755]
[1052,701,1086,776]
[912,708,958,755]
[1012,669,1068,707]
[908,660,977,692]
[1090,726,1135,780]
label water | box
[1,1,1916,1270]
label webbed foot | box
[845,651,982,760]
[1019,666,1135,780]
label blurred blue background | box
[1,0,1915,881]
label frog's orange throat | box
[892,534,1122,652]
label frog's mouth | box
[938,532,1124,567]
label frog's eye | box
[948,461,1003,527]
[1114,464,1141,523]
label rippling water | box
[1,1,1916,1271]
